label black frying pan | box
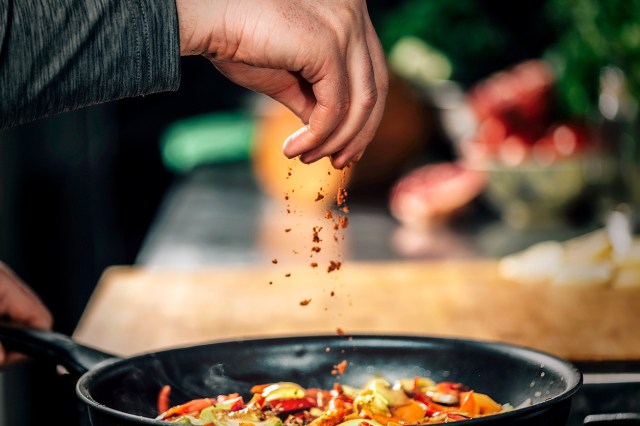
[0,325,582,426]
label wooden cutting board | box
[73,260,640,361]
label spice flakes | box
[331,360,347,375]
[327,260,341,273]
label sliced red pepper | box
[268,397,317,413]
[158,398,216,420]
[157,385,171,415]
[217,394,244,411]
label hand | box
[0,262,53,366]
[176,0,389,169]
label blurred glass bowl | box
[468,156,589,229]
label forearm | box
[0,0,181,129]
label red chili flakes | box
[310,262,318,268]
[299,299,312,306]
[327,260,341,273]
[312,226,323,243]
[269,281,273,285]
[330,291,335,296]
[284,228,291,233]
[315,193,325,202]
[338,216,349,229]
[272,259,278,264]
[333,224,339,231]
[311,246,321,253]
[331,360,347,375]
[325,210,333,219]
[336,187,348,206]
[336,327,345,336]
[285,273,291,277]
[285,194,289,201]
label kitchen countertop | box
[73,259,640,361]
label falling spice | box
[312,226,322,243]
[336,327,345,336]
[325,210,333,219]
[285,228,291,233]
[285,273,291,277]
[331,360,348,375]
[338,216,349,229]
[327,260,341,273]
[341,206,350,213]
[336,187,348,206]
[325,347,331,352]
[310,262,318,268]
[299,298,312,306]
[330,291,335,296]
[272,259,278,264]
[311,246,321,253]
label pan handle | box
[0,323,117,376]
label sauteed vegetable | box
[157,376,515,425]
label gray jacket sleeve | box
[0,0,181,129]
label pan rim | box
[76,333,583,425]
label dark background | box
[0,1,561,425]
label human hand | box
[0,262,53,366]
[176,0,389,169]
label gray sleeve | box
[0,0,181,129]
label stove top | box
[567,361,640,425]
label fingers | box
[330,17,389,168]
[210,59,317,123]
[281,49,350,160]
[0,262,52,367]
[0,262,53,330]
[282,7,388,169]
[297,38,376,165]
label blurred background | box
[1,0,639,425]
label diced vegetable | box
[158,376,514,425]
